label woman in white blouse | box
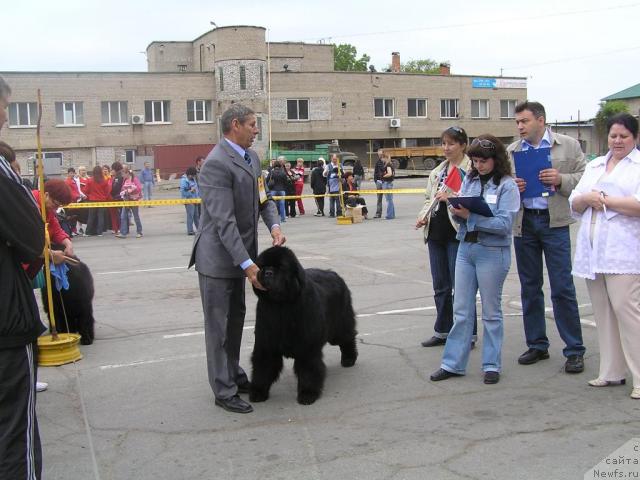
[569,113,640,400]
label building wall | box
[1,72,217,173]
[146,42,194,73]
[268,43,334,72]
[269,71,526,142]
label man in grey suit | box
[189,104,285,414]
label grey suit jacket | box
[189,138,279,278]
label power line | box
[296,2,640,43]
[502,45,640,71]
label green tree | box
[594,100,629,151]
[333,44,371,71]
[401,59,443,74]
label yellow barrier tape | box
[64,189,426,208]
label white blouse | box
[569,148,640,279]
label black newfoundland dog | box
[249,246,358,405]
[42,255,96,345]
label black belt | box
[523,208,549,215]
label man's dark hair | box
[0,141,16,163]
[515,101,546,121]
[111,161,123,172]
[186,166,198,176]
[220,104,255,135]
[195,156,204,164]
[467,134,512,183]
[606,113,639,138]
[0,76,11,100]
[67,167,76,174]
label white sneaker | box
[36,382,48,392]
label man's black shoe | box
[565,355,584,374]
[237,381,251,394]
[421,336,446,347]
[430,368,463,381]
[518,348,550,365]
[484,371,500,384]
[215,395,253,414]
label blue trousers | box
[184,204,199,234]
[441,242,510,374]
[513,211,584,357]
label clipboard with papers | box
[513,147,556,199]
[448,196,494,217]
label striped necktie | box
[244,152,251,165]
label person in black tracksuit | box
[310,159,327,216]
[0,76,46,479]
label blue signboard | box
[472,78,496,88]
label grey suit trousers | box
[198,274,249,399]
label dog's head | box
[254,246,306,302]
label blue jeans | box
[143,181,153,201]
[513,211,584,357]
[382,181,395,219]
[119,207,142,235]
[441,242,510,374]
[329,192,342,216]
[185,203,199,234]
[427,239,477,339]
[272,190,286,221]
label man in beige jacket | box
[508,101,586,374]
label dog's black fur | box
[42,253,95,345]
[250,246,358,405]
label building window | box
[259,65,264,90]
[178,64,187,72]
[500,99,517,119]
[55,102,84,126]
[218,67,224,91]
[407,98,427,118]
[125,149,136,164]
[101,101,128,125]
[187,100,212,123]
[256,116,263,141]
[8,102,38,127]
[287,99,309,121]
[144,100,170,123]
[374,98,394,118]
[440,99,459,119]
[239,65,247,90]
[471,99,490,119]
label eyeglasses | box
[471,138,496,150]
[447,126,465,134]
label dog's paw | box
[249,390,269,403]
[341,356,357,367]
[297,391,319,405]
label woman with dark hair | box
[266,158,288,222]
[431,134,520,385]
[84,165,110,236]
[109,161,124,234]
[31,179,74,256]
[342,171,368,218]
[284,162,297,218]
[310,158,327,216]
[416,126,477,348]
[569,113,640,400]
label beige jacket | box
[417,155,472,243]
[507,130,585,236]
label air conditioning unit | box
[131,114,145,125]
[390,118,401,128]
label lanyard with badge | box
[257,176,268,204]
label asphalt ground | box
[36,178,640,480]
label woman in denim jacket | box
[430,135,520,385]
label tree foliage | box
[401,59,442,74]
[333,44,371,72]
[594,100,629,142]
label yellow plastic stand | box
[38,333,83,366]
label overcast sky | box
[2,0,639,122]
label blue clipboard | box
[513,148,555,199]
[448,196,494,217]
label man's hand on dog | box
[245,263,266,290]
[270,226,286,247]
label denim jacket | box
[180,175,200,199]
[455,174,520,247]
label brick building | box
[1,25,528,176]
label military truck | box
[381,146,445,171]
[267,140,359,174]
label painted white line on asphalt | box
[97,266,187,275]
[375,306,437,315]
[163,326,254,339]
[100,353,205,370]
[297,256,329,260]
